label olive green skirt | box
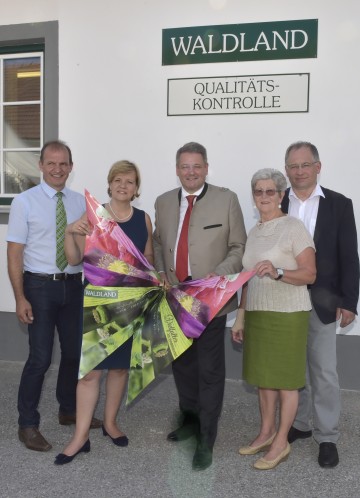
[243,310,309,390]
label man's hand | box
[205,272,218,279]
[336,308,356,328]
[158,271,170,289]
[16,297,34,324]
[231,308,245,343]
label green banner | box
[162,19,318,66]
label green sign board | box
[162,19,318,66]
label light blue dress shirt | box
[7,182,85,274]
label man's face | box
[285,146,321,193]
[39,146,73,191]
[176,152,208,194]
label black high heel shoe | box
[102,425,129,447]
[54,439,90,465]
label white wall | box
[1,0,360,334]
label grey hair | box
[251,168,287,192]
[285,141,320,165]
[176,142,208,165]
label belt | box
[24,271,82,281]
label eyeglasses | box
[253,189,279,197]
[286,161,318,171]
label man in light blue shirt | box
[7,140,100,452]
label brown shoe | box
[89,417,102,429]
[58,412,102,429]
[18,427,52,452]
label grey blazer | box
[153,183,247,315]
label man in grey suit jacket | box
[281,141,359,468]
[153,142,246,470]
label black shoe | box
[192,442,213,471]
[54,439,90,465]
[167,424,197,442]
[318,442,339,468]
[288,426,312,444]
[102,425,129,447]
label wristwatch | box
[275,268,284,280]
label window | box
[0,21,58,211]
[1,50,43,197]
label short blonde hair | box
[107,160,141,199]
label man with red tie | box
[153,142,246,470]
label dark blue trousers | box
[18,273,83,428]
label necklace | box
[108,201,133,222]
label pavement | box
[1,360,360,498]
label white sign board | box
[168,73,309,116]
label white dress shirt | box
[288,184,325,237]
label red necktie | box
[176,195,196,282]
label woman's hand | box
[64,213,88,265]
[231,308,245,343]
[254,247,316,286]
[66,217,92,237]
[254,260,278,279]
